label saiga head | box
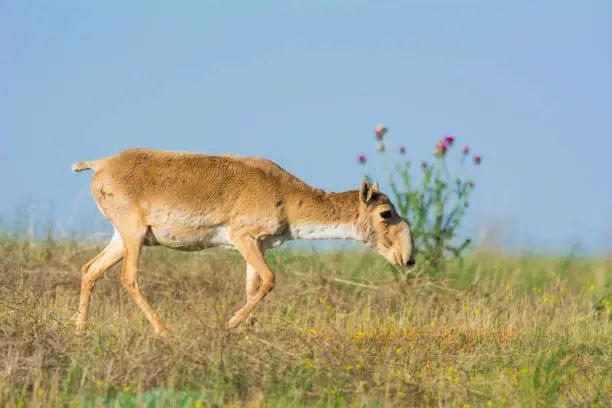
[357,180,415,267]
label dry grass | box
[0,236,610,407]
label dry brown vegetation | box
[0,237,611,407]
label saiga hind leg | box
[75,230,124,336]
[117,217,168,336]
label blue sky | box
[2,1,611,255]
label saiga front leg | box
[228,236,275,329]
[245,262,261,326]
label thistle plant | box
[356,124,483,272]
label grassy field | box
[0,236,610,407]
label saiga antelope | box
[72,148,415,336]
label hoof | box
[226,316,243,330]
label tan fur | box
[73,148,415,336]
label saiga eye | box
[380,210,392,220]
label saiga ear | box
[360,180,376,204]
[372,181,380,192]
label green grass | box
[0,236,610,407]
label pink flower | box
[421,161,428,168]
[398,146,406,154]
[444,136,455,145]
[375,124,387,139]
[376,142,385,152]
[357,154,366,164]
[462,145,469,154]
[434,140,448,157]
[473,155,482,165]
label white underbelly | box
[147,225,235,251]
[143,208,295,251]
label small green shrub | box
[356,124,483,272]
